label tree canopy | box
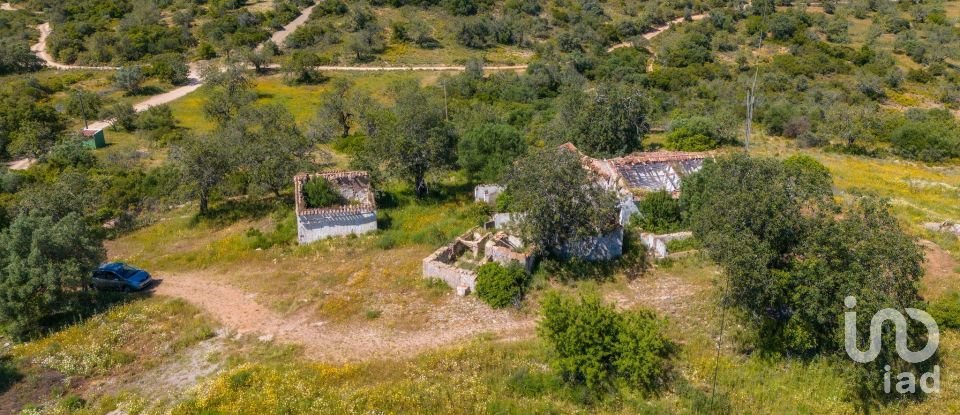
[503,147,619,255]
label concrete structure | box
[559,143,710,227]
[294,171,377,244]
[560,143,711,197]
[422,227,535,295]
[640,231,694,258]
[556,227,625,261]
[474,184,504,204]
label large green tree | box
[457,123,526,182]
[0,212,105,339]
[503,147,619,255]
[361,81,457,197]
[172,133,233,215]
[681,154,926,363]
[557,82,649,157]
[222,104,313,197]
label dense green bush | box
[665,116,729,151]
[929,291,960,330]
[538,292,672,394]
[635,190,683,233]
[475,262,527,308]
[457,123,526,182]
[888,120,959,162]
[303,178,342,208]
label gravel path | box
[606,13,709,52]
[151,272,535,363]
[265,2,317,48]
[31,23,118,70]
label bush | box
[458,123,526,182]
[889,121,959,162]
[929,291,960,330]
[303,178,342,208]
[538,292,672,394]
[135,105,175,131]
[635,190,683,233]
[665,116,729,151]
[475,262,527,308]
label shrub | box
[113,65,145,93]
[303,178,342,208]
[475,262,527,308]
[538,292,672,394]
[635,190,683,233]
[889,121,959,162]
[929,291,960,330]
[458,123,526,182]
[665,116,728,151]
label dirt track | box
[606,13,708,52]
[265,3,317,48]
[151,272,535,363]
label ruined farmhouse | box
[294,171,377,244]
[422,226,535,296]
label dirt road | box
[152,272,535,363]
[265,3,317,48]
[31,23,118,70]
[606,13,709,52]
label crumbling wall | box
[422,242,478,294]
[557,227,624,261]
[474,184,504,204]
[485,236,536,273]
[297,212,377,244]
[641,231,693,258]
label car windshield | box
[117,264,141,278]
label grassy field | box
[168,71,446,132]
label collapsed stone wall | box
[422,240,478,295]
[640,231,693,258]
[485,234,536,273]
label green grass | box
[168,72,446,133]
[107,176,488,321]
[12,297,214,378]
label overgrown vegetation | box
[475,262,527,308]
[538,291,673,395]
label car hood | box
[126,271,151,284]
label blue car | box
[91,262,153,292]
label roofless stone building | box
[294,171,377,244]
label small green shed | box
[81,128,106,149]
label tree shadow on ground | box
[375,180,475,210]
[194,197,287,227]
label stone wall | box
[485,234,536,273]
[557,227,624,261]
[474,184,504,204]
[640,231,693,258]
[422,242,478,294]
[297,212,377,244]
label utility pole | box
[745,89,753,151]
[744,9,765,153]
[76,90,89,129]
[442,79,448,121]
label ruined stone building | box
[294,171,377,244]
[422,227,535,295]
